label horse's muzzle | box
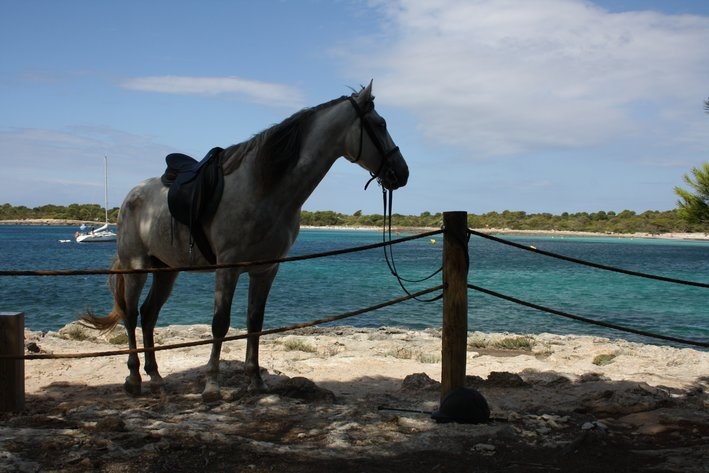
[381,160,409,190]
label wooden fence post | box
[0,312,25,412]
[441,211,469,402]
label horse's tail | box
[81,256,127,333]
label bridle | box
[347,96,440,302]
[347,96,401,190]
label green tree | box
[674,162,709,224]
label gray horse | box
[82,81,409,401]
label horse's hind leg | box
[140,271,179,395]
[123,272,148,396]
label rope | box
[468,283,709,349]
[2,285,444,360]
[3,220,705,359]
[381,189,443,302]
[0,230,442,277]
[469,229,709,289]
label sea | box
[1,225,707,348]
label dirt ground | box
[2,325,708,472]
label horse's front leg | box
[203,268,239,402]
[244,266,279,391]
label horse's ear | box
[357,80,374,107]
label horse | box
[82,81,409,401]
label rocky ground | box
[2,324,708,472]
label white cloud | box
[120,76,306,109]
[362,0,709,157]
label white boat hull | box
[75,228,117,243]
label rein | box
[381,188,443,302]
[347,96,436,300]
[347,96,400,190]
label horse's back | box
[119,177,168,225]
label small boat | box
[75,223,116,243]
[75,156,117,243]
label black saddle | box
[161,147,224,264]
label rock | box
[486,371,529,388]
[94,416,126,432]
[401,372,440,391]
[464,375,486,387]
[581,383,672,416]
[472,443,496,455]
[271,376,336,402]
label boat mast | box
[104,155,109,225]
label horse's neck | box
[277,102,353,210]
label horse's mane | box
[221,92,362,187]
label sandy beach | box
[3,219,708,241]
[304,225,709,241]
[2,323,708,472]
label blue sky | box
[2,0,708,216]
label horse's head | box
[347,81,409,190]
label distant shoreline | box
[2,219,708,241]
[0,218,88,226]
[304,225,709,241]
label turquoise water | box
[0,225,707,347]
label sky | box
[2,0,709,216]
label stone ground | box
[2,325,708,472]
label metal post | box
[441,212,469,402]
[0,312,25,412]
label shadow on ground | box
[2,359,708,472]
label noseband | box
[347,96,400,189]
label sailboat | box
[75,156,117,243]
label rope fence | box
[466,228,709,349]
[468,229,709,288]
[1,212,707,412]
[468,283,709,349]
[0,230,442,277]
[1,221,707,359]
[2,285,443,360]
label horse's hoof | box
[150,382,166,396]
[124,377,142,396]
[148,374,166,396]
[202,379,221,402]
[248,378,268,392]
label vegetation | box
[592,353,617,366]
[385,346,441,363]
[492,336,536,351]
[672,99,709,226]
[1,203,707,234]
[674,162,709,225]
[0,203,120,223]
[467,334,539,352]
[301,208,707,234]
[282,338,317,353]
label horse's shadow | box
[29,358,336,407]
[9,364,709,473]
